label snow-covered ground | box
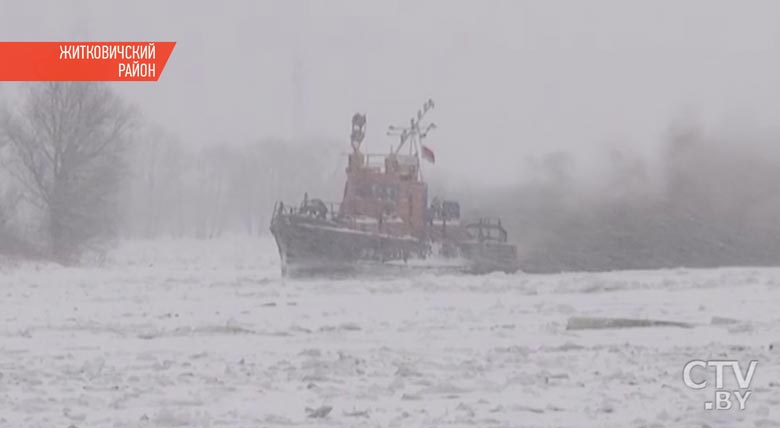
[0,237,779,427]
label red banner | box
[0,42,175,81]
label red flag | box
[421,144,435,163]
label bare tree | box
[0,136,9,226]
[122,124,185,238]
[1,82,136,262]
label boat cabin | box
[340,151,428,238]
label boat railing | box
[272,199,344,222]
[464,217,509,243]
[363,153,388,169]
[349,152,420,175]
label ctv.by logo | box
[683,360,758,410]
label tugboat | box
[270,100,519,277]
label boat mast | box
[387,99,437,181]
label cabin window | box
[361,184,399,200]
[442,201,460,220]
[356,184,372,198]
[387,185,398,199]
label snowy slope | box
[0,237,778,427]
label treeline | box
[5,82,780,272]
[457,124,780,272]
[0,82,342,263]
[120,129,342,240]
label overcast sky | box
[2,0,780,185]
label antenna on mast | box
[386,99,437,180]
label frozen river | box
[0,237,778,427]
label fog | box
[446,121,780,272]
[5,1,780,183]
[3,1,780,271]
